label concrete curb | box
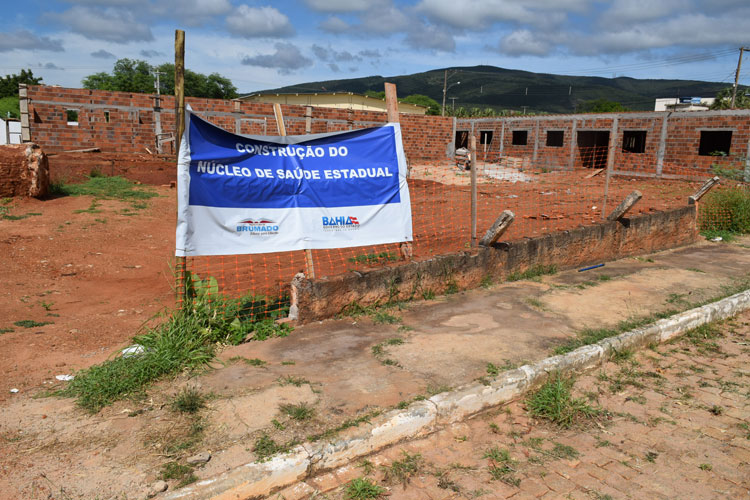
[163,289,750,500]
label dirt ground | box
[0,157,734,499]
[314,310,750,500]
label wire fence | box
[177,140,748,321]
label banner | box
[176,110,412,256]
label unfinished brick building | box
[18,84,750,181]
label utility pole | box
[449,97,457,111]
[731,47,747,109]
[152,70,165,96]
[442,69,460,116]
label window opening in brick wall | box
[698,130,732,156]
[622,130,647,153]
[480,130,493,145]
[546,130,564,147]
[66,109,79,126]
[454,130,469,149]
[104,110,110,123]
[512,130,528,146]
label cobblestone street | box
[316,311,750,500]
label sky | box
[1,0,749,95]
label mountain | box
[255,65,729,114]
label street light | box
[441,69,460,116]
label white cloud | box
[599,0,692,25]
[241,42,312,74]
[0,30,64,52]
[226,5,295,38]
[319,16,351,33]
[303,0,386,12]
[54,6,153,43]
[498,29,551,56]
[405,23,455,52]
[91,48,116,58]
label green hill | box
[255,65,728,114]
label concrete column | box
[568,119,577,170]
[19,84,30,142]
[499,120,505,158]
[532,118,540,162]
[656,112,670,177]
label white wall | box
[0,119,22,145]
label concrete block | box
[310,401,436,473]
[162,445,310,500]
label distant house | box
[654,97,715,112]
[238,92,428,115]
[0,117,22,145]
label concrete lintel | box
[607,190,642,221]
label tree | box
[709,87,750,110]
[364,90,385,99]
[401,94,440,115]
[0,69,43,98]
[580,98,628,113]
[82,59,238,99]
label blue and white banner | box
[176,110,412,256]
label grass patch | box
[171,387,206,414]
[307,410,382,442]
[373,311,400,324]
[60,273,291,412]
[0,328,14,334]
[229,356,267,367]
[344,477,386,500]
[159,461,197,486]
[526,374,601,428]
[699,186,750,235]
[507,264,557,282]
[253,433,283,459]
[348,252,398,266]
[484,447,519,486]
[382,451,422,487]
[279,402,315,421]
[13,319,52,328]
[53,175,157,201]
[278,375,309,387]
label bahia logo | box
[236,218,279,235]
[322,215,360,231]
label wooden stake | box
[273,103,315,278]
[606,190,642,221]
[479,210,515,246]
[470,129,478,248]
[174,29,187,303]
[384,82,413,260]
[688,176,720,204]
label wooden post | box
[384,82,413,261]
[479,210,514,246]
[470,128,478,248]
[273,103,315,278]
[688,176,720,204]
[174,29,187,303]
[606,190,642,221]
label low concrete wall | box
[294,205,698,323]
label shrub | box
[700,186,750,234]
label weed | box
[171,388,206,414]
[700,186,750,234]
[422,289,435,300]
[230,356,267,367]
[254,433,282,459]
[281,360,296,365]
[278,375,309,387]
[381,451,422,487]
[549,442,579,459]
[348,252,398,266]
[595,437,611,448]
[736,422,750,439]
[611,348,634,363]
[74,200,102,214]
[699,463,713,471]
[526,374,601,428]
[686,267,705,273]
[373,311,400,324]
[344,477,386,500]
[598,274,612,281]
[480,274,494,288]
[0,328,14,334]
[708,405,723,416]
[358,459,374,475]
[488,422,500,434]
[486,362,500,376]
[279,402,315,421]
[39,301,54,311]
[507,264,557,282]
[60,273,291,412]
[13,319,52,328]
[445,281,459,294]
[54,176,157,201]
[484,447,519,486]
[307,410,382,442]
[436,471,460,492]
[524,297,546,310]
[159,461,195,486]
[341,301,377,318]
[645,451,659,463]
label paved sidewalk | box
[313,309,750,500]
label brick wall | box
[24,85,453,162]
[458,110,750,178]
